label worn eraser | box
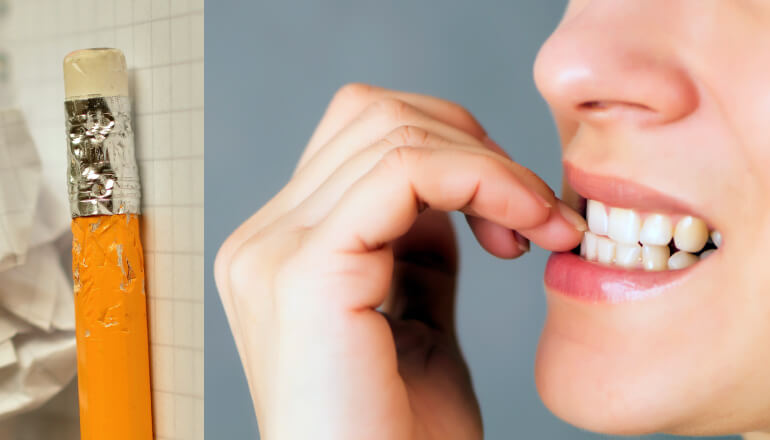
[63,48,128,99]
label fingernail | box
[514,231,530,253]
[528,187,553,209]
[519,176,554,209]
[557,200,587,232]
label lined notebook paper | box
[5,1,205,438]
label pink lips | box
[544,163,700,303]
[564,163,697,216]
[544,252,691,303]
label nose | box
[533,6,699,127]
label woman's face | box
[533,0,770,435]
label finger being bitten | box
[517,200,586,252]
[307,146,554,259]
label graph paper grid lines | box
[6,1,204,438]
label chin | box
[534,298,697,436]
[530,165,770,436]
[535,265,770,437]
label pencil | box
[63,48,153,440]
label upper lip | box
[564,162,703,218]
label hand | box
[215,84,586,439]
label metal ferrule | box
[66,96,140,217]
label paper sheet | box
[0,110,40,272]
[3,1,205,438]
[0,109,76,421]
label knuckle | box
[228,226,310,296]
[224,237,265,294]
[372,97,414,125]
[222,227,289,297]
[380,145,423,173]
[331,82,377,107]
[214,231,245,294]
[383,125,432,147]
[448,101,476,124]
[441,100,484,136]
[213,242,233,294]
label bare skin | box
[535,1,770,437]
[215,83,585,439]
[215,1,770,438]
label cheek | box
[553,114,579,150]
[535,264,770,435]
[698,19,770,210]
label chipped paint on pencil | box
[71,214,152,439]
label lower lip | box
[544,252,692,303]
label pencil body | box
[64,49,153,439]
[72,214,152,439]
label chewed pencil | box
[63,48,153,440]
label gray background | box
[205,1,738,439]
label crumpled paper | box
[0,109,39,271]
[0,108,77,421]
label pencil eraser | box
[63,48,128,99]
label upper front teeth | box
[582,200,720,271]
[586,200,609,235]
[639,214,673,246]
[607,207,642,244]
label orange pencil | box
[63,48,153,440]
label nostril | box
[579,101,610,110]
[575,100,660,124]
[577,100,654,113]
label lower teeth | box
[578,231,717,271]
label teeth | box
[710,230,722,248]
[674,216,709,253]
[615,243,642,268]
[639,214,673,246]
[607,207,642,244]
[700,249,716,260]
[579,199,721,272]
[596,236,616,264]
[642,245,670,271]
[586,200,609,235]
[582,231,598,261]
[668,251,699,270]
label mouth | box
[544,164,722,303]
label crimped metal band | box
[66,96,140,217]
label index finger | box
[298,83,487,169]
[303,147,584,310]
[310,146,580,255]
